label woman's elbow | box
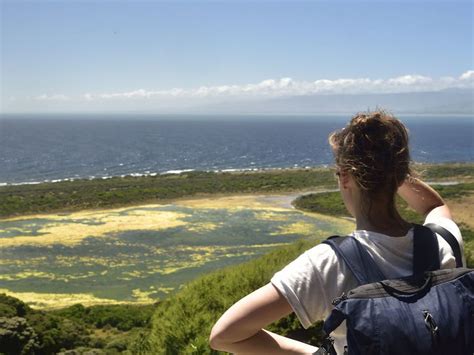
[209,323,232,351]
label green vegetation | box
[0,163,472,354]
[415,163,474,180]
[1,163,472,218]
[0,240,325,354]
[0,293,156,354]
[293,182,474,221]
[143,238,325,354]
[0,168,337,218]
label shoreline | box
[1,161,472,187]
[0,180,463,222]
[0,186,337,221]
[1,162,472,219]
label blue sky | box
[1,0,472,113]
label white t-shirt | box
[271,211,465,354]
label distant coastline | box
[0,160,471,188]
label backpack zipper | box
[332,292,347,306]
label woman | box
[209,111,464,354]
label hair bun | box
[328,110,411,194]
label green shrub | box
[0,317,40,355]
[0,293,31,317]
[53,304,156,331]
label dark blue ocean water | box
[0,114,472,185]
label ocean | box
[0,114,472,185]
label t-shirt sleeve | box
[424,211,466,267]
[270,244,336,329]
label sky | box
[1,0,473,113]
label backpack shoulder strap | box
[413,224,441,275]
[424,223,463,268]
[323,235,385,285]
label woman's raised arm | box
[397,175,452,220]
[209,282,318,354]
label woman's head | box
[329,110,411,221]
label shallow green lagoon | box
[0,193,352,308]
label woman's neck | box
[354,205,412,237]
[355,219,412,237]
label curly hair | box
[329,110,412,221]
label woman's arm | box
[397,175,452,219]
[209,283,318,354]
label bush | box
[0,293,31,317]
[27,312,90,354]
[54,304,156,331]
[0,317,40,355]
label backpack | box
[315,223,474,355]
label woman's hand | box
[209,282,318,354]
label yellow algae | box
[0,209,188,248]
[0,257,47,266]
[149,259,208,275]
[1,204,171,222]
[132,288,158,302]
[187,222,222,233]
[299,210,355,235]
[156,287,174,294]
[0,288,148,309]
[175,195,288,211]
[245,242,290,248]
[222,251,258,258]
[0,271,58,281]
[150,243,291,258]
[122,270,145,278]
[270,221,319,236]
[254,211,290,221]
[53,256,138,268]
[145,245,282,276]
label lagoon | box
[0,192,353,309]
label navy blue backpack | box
[315,224,474,355]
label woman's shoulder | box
[303,239,351,275]
[423,212,465,267]
[424,210,462,241]
[305,240,339,261]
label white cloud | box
[460,70,474,81]
[387,75,432,86]
[35,94,70,101]
[36,70,474,102]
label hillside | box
[0,163,472,354]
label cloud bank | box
[4,70,470,114]
[63,70,474,103]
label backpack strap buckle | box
[313,335,337,355]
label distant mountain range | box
[193,88,474,115]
